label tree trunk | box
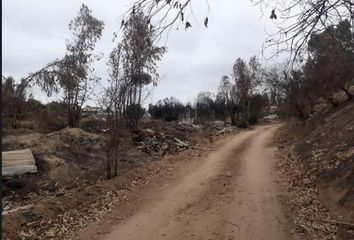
[106,149,112,180]
[113,144,118,177]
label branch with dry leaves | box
[253,0,354,62]
[118,0,209,42]
[123,0,353,62]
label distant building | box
[82,106,104,116]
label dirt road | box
[80,124,295,240]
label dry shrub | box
[79,115,105,133]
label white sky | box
[2,0,283,106]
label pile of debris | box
[172,122,202,133]
[206,120,238,136]
[132,129,190,156]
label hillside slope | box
[276,100,354,239]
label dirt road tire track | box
[80,124,296,240]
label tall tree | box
[305,20,354,102]
[103,11,165,178]
[120,10,166,129]
[233,56,262,103]
[216,75,238,124]
[57,4,104,127]
[232,56,263,127]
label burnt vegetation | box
[2,1,354,239]
[2,2,354,180]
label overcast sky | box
[2,0,280,106]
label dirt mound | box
[2,128,35,137]
[2,128,107,197]
[2,127,105,154]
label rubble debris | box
[133,128,191,156]
[174,122,201,132]
[174,137,188,147]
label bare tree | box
[103,45,127,179]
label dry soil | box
[80,124,296,240]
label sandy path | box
[81,124,293,240]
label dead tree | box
[103,45,129,179]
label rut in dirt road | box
[81,124,293,240]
